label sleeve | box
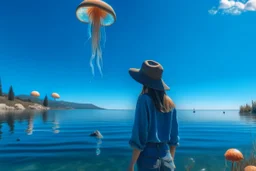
[129,95,149,151]
[168,108,180,146]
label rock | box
[14,104,25,110]
[0,103,15,110]
[90,130,103,139]
[0,104,8,110]
[28,104,49,111]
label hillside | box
[0,96,36,108]
[15,94,104,110]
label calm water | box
[0,110,255,171]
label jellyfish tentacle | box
[84,23,92,47]
[96,48,103,77]
[87,6,107,76]
[101,26,106,48]
[90,52,96,76]
[88,23,92,38]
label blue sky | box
[0,0,256,110]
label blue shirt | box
[129,94,180,151]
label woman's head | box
[141,85,175,113]
[128,60,174,112]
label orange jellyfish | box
[224,148,244,171]
[51,93,60,101]
[30,91,40,98]
[76,0,116,77]
[245,166,256,171]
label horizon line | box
[105,108,239,111]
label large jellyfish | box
[76,0,116,77]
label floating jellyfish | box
[224,148,244,171]
[76,0,116,77]
[185,158,195,171]
[51,93,60,101]
[244,166,256,171]
[30,91,40,98]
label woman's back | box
[127,60,179,171]
[129,94,179,151]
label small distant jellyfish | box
[76,0,117,77]
[51,93,60,101]
[185,158,195,171]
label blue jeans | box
[136,143,176,171]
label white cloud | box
[245,0,256,10]
[209,0,256,15]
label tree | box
[43,95,48,107]
[8,86,15,101]
[0,77,2,96]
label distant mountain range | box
[15,94,104,110]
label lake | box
[0,109,255,171]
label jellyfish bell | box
[224,148,244,162]
[30,91,40,98]
[244,166,256,171]
[51,93,60,100]
[76,0,116,77]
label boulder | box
[0,103,15,110]
[90,130,103,139]
[14,104,25,110]
[28,104,49,110]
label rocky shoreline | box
[0,103,49,112]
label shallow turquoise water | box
[0,109,255,171]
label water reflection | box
[0,110,61,139]
[6,114,15,134]
[0,122,2,140]
[52,111,60,134]
[239,112,256,123]
[96,138,102,156]
[26,113,34,135]
[42,111,48,123]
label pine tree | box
[0,77,2,96]
[8,86,15,101]
[43,95,48,107]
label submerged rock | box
[90,130,103,139]
[28,104,49,111]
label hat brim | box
[129,68,170,91]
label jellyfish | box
[30,91,40,98]
[224,148,244,171]
[185,158,195,171]
[76,0,116,77]
[51,92,60,101]
[244,166,256,171]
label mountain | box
[15,94,104,110]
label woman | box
[128,60,179,171]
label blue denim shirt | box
[129,94,179,151]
